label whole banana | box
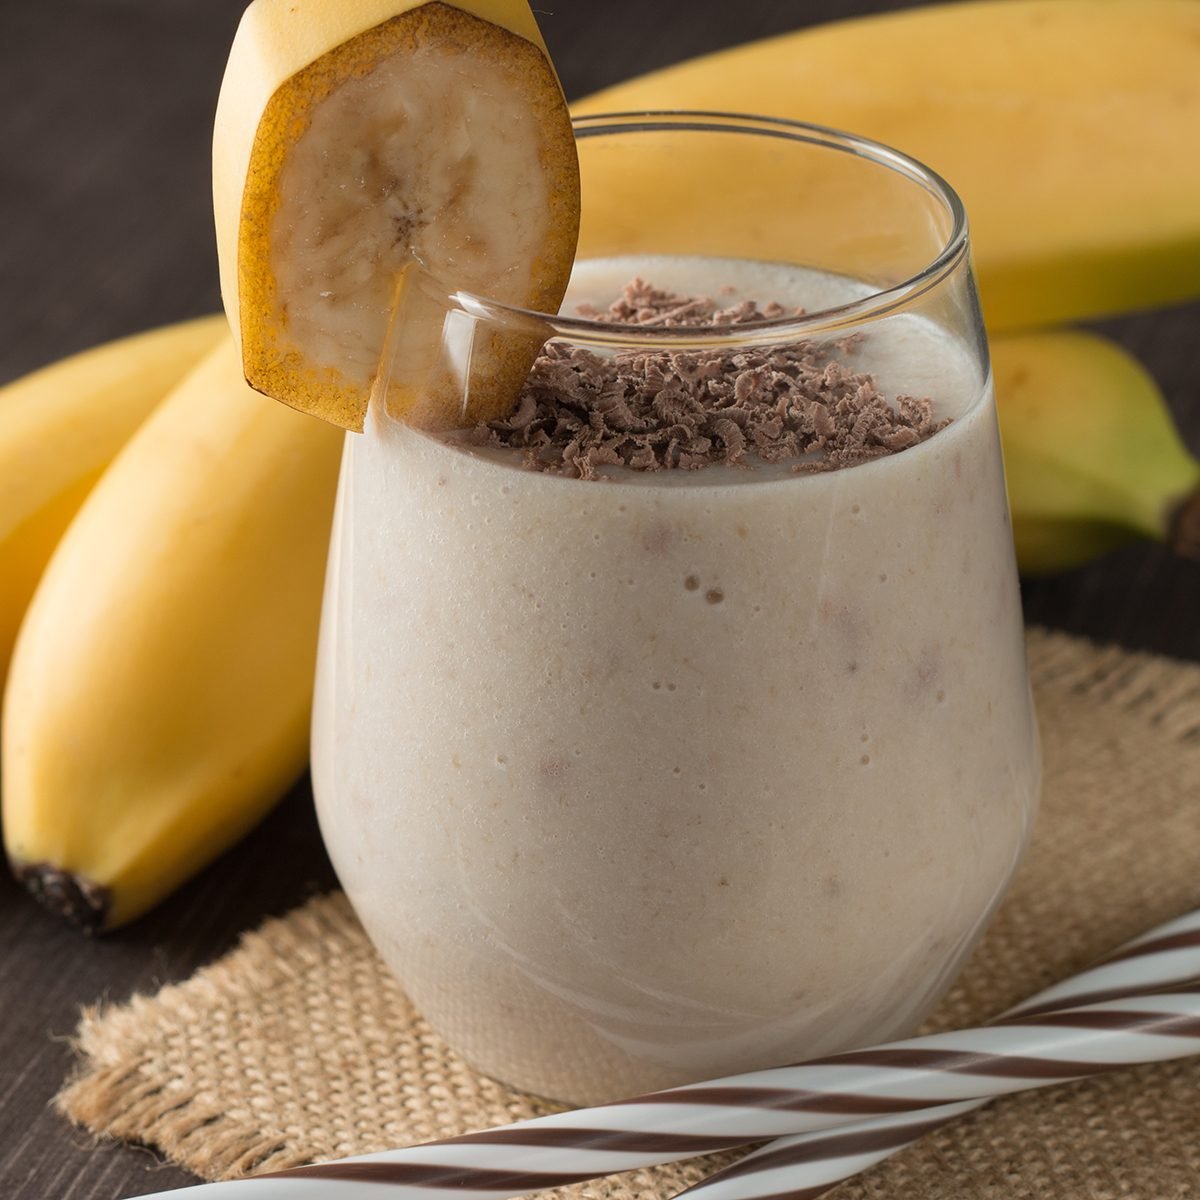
[2,337,343,931]
[993,331,1200,573]
[572,0,1200,331]
[0,316,225,691]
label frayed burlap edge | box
[57,895,371,1180]
[54,627,1200,1193]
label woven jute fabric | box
[58,628,1200,1197]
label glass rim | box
[447,110,970,347]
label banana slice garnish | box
[215,0,580,431]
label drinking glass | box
[312,113,1041,1105]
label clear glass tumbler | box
[312,113,1041,1105]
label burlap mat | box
[58,629,1200,1198]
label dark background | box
[1,2,1197,1197]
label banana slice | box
[214,0,580,431]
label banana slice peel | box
[214,0,580,431]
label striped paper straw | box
[133,908,1200,1200]
[673,990,1200,1200]
[676,907,1200,1200]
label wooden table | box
[1,2,1197,1196]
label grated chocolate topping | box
[456,280,948,479]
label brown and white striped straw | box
[675,906,1200,1200]
[134,908,1200,1200]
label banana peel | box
[2,337,343,931]
[0,316,225,692]
[573,0,1200,331]
[993,330,1200,573]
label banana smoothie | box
[312,255,1040,1104]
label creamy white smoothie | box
[312,256,1040,1104]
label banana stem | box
[1168,485,1200,560]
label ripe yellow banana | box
[573,0,1200,331]
[993,330,1200,573]
[2,337,343,932]
[0,316,225,692]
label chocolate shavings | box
[455,279,948,480]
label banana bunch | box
[3,0,1199,931]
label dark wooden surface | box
[1,2,1197,1197]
